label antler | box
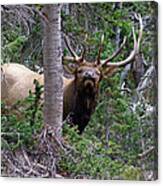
[104,36,127,62]
[63,35,86,63]
[96,34,105,65]
[101,14,143,67]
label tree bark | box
[43,4,63,140]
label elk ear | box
[63,63,78,74]
[102,66,119,78]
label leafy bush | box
[1,80,44,150]
[58,76,144,180]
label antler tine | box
[101,14,143,67]
[96,34,104,65]
[101,36,127,66]
[63,56,78,62]
[80,44,86,62]
[63,35,87,63]
[108,36,127,61]
[96,45,103,65]
[64,35,80,61]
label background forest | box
[1,2,158,180]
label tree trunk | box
[114,2,122,49]
[43,4,63,140]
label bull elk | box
[1,14,143,134]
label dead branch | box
[138,146,155,159]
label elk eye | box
[78,69,83,73]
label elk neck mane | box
[65,76,99,133]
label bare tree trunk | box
[43,4,63,140]
[113,2,122,49]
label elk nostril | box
[84,71,92,78]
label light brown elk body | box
[1,63,71,106]
[1,15,143,134]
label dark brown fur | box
[63,62,101,134]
